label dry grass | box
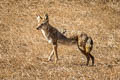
[0,0,120,80]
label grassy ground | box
[0,0,120,80]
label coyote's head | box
[36,14,49,30]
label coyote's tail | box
[76,35,93,53]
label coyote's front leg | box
[48,49,54,61]
[53,43,58,63]
[48,41,58,63]
[52,41,58,63]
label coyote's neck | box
[41,29,52,43]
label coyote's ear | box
[44,13,49,21]
[37,15,43,23]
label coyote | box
[36,14,94,66]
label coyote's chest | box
[41,29,52,43]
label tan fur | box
[36,14,94,65]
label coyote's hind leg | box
[89,53,94,66]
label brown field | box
[0,0,120,80]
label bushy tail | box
[77,35,93,53]
[85,37,93,53]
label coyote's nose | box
[36,27,39,30]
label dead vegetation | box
[0,0,120,80]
